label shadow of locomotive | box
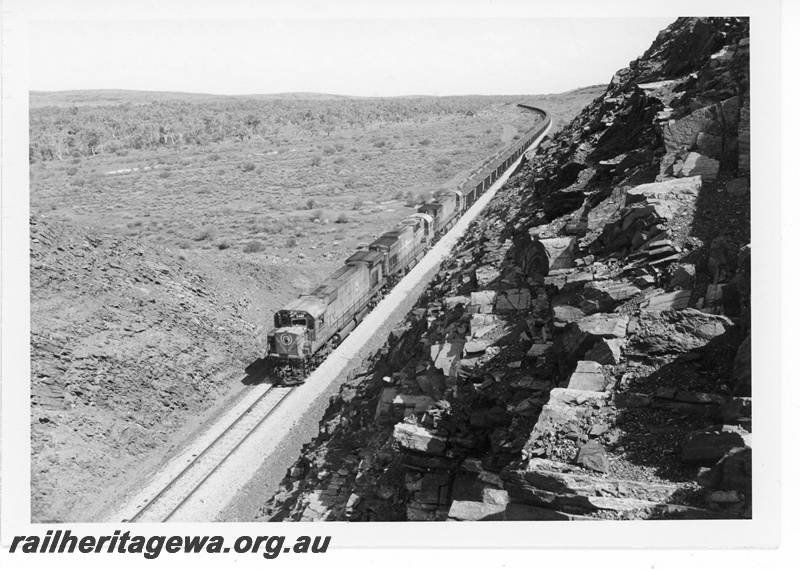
[241,357,273,386]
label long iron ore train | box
[266,106,550,384]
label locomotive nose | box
[270,326,306,357]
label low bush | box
[335,213,349,224]
[310,209,324,221]
[193,226,216,241]
[241,161,256,172]
[243,240,266,253]
[217,239,233,250]
[66,167,78,176]
[286,237,297,248]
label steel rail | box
[127,384,294,522]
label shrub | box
[209,153,221,161]
[286,237,297,248]
[310,209,324,221]
[335,213,349,224]
[243,240,266,253]
[393,191,405,200]
[158,169,172,179]
[306,198,316,210]
[352,199,364,210]
[334,142,345,152]
[323,145,336,155]
[419,139,431,146]
[310,155,322,167]
[66,167,78,176]
[242,161,256,172]
[193,226,216,241]
[217,239,233,250]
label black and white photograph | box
[0,0,792,567]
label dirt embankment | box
[29,213,343,522]
[257,17,752,523]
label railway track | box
[126,384,296,523]
[106,108,551,523]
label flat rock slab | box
[662,104,718,153]
[567,360,606,391]
[469,290,496,314]
[464,340,489,355]
[393,423,447,456]
[553,304,586,326]
[505,458,681,503]
[430,341,466,377]
[640,289,692,311]
[447,500,506,521]
[562,313,629,360]
[576,441,610,473]
[625,176,702,205]
[628,309,732,354]
[495,288,532,313]
[678,152,720,181]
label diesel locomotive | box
[266,106,550,384]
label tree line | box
[29,96,521,163]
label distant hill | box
[29,89,359,108]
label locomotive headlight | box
[279,332,295,347]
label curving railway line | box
[109,106,551,523]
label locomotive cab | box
[267,296,326,363]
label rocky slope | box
[29,213,334,521]
[257,17,752,522]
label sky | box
[28,3,677,97]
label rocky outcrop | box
[258,17,751,523]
